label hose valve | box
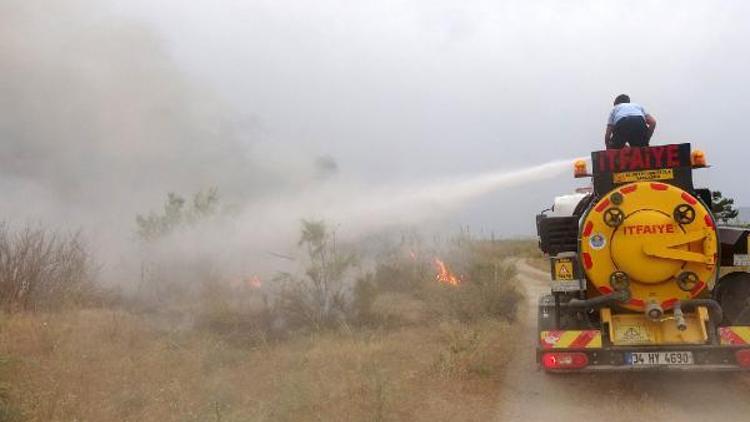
[674,303,687,331]
[645,301,664,321]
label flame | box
[228,275,263,289]
[247,275,262,289]
[433,258,462,286]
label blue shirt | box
[608,103,647,125]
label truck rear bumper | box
[537,344,750,372]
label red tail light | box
[542,352,589,370]
[735,350,750,368]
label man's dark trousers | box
[609,116,649,149]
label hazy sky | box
[115,1,748,201]
[114,0,749,174]
[2,0,748,241]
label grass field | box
[0,309,521,421]
[0,231,536,421]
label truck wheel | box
[714,272,750,325]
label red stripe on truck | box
[541,330,564,349]
[681,192,697,205]
[620,185,637,194]
[661,298,678,310]
[595,199,610,213]
[690,281,705,296]
[582,221,593,237]
[582,253,593,269]
[720,328,748,345]
[627,298,645,308]
[569,331,596,349]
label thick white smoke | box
[0,0,576,285]
[149,159,575,281]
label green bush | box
[135,187,220,241]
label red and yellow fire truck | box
[536,143,750,371]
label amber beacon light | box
[573,159,589,178]
[691,149,707,167]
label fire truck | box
[535,143,750,371]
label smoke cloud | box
[3,0,747,283]
[1,1,248,225]
[0,0,566,283]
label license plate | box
[627,351,694,366]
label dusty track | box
[495,260,750,422]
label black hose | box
[679,298,723,344]
[563,290,630,309]
[678,298,723,327]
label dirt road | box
[495,260,750,422]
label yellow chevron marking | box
[720,326,750,345]
[540,330,602,349]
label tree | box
[135,187,221,241]
[712,191,739,224]
[275,220,356,330]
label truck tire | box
[714,272,750,325]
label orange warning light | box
[574,160,589,178]
[691,150,707,168]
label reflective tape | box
[719,327,750,345]
[540,330,602,349]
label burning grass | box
[354,239,524,327]
[433,257,463,286]
[0,226,533,421]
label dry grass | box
[0,309,519,421]
[0,231,530,421]
[353,239,526,328]
[526,256,550,273]
[476,238,549,274]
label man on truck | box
[604,94,657,149]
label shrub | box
[193,279,275,346]
[431,319,514,379]
[0,223,96,312]
[275,220,357,331]
[135,187,220,241]
[353,241,523,326]
[351,254,429,326]
[423,260,522,323]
